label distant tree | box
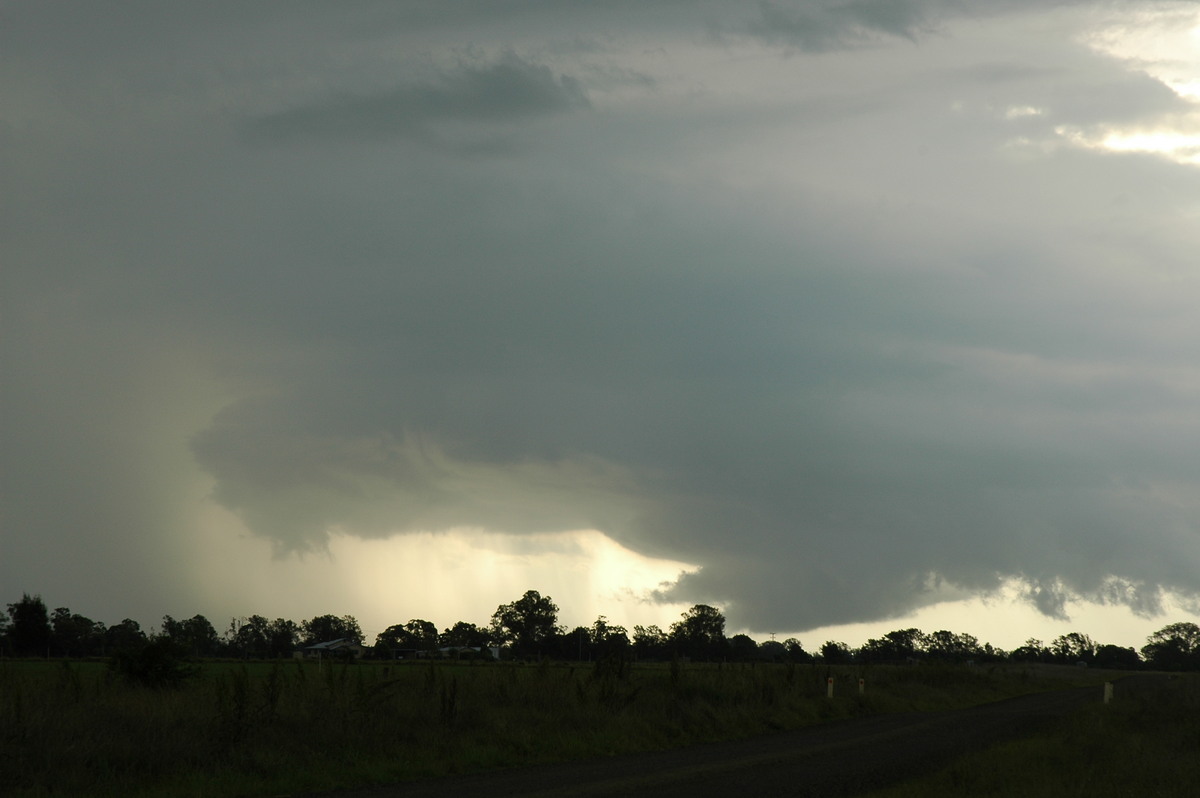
[266,618,299,657]
[375,624,415,657]
[633,624,667,661]
[1050,632,1097,665]
[161,614,220,658]
[300,614,362,646]
[759,640,786,661]
[819,641,852,664]
[374,619,437,657]
[591,616,630,659]
[439,621,489,648]
[6,593,52,657]
[728,633,759,661]
[1010,638,1049,663]
[51,607,105,657]
[1141,622,1200,671]
[490,590,560,658]
[405,619,438,650]
[106,618,147,653]
[560,625,592,661]
[925,630,983,662]
[858,628,927,663]
[111,636,198,689]
[783,638,813,663]
[669,604,726,661]
[1094,644,1141,670]
[227,615,271,659]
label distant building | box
[436,645,499,660]
[299,638,365,660]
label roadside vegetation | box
[0,657,1114,798]
[4,589,1199,796]
[865,673,1200,798]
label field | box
[864,673,1200,798]
[0,657,1119,797]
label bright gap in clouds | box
[333,528,700,641]
[793,582,1198,654]
[1087,2,1200,101]
[189,497,695,643]
[1065,2,1200,165]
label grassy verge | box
[864,674,1200,798]
[0,657,1115,797]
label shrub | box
[110,636,199,688]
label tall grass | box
[0,657,1112,798]
[864,674,1200,798]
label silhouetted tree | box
[591,616,630,660]
[858,628,927,663]
[490,590,560,658]
[1050,632,1097,665]
[633,624,667,661]
[375,624,415,657]
[728,633,760,661]
[440,621,489,648]
[265,618,299,657]
[783,638,813,663]
[6,593,52,657]
[1141,622,1200,671]
[559,625,592,661]
[669,604,726,661]
[374,619,437,657]
[300,614,362,646]
[111,636,198,688]
[227,615,271,658]
[925,630,983,662]
[105,618,147,653]
[1095,644,1141,670]
[1010,638,1049,663]
[406,619,438,650]
[51,607,105,657]
[820,640,852,664]
[161,614,220,658]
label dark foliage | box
[110,636,199,688]
[669,604,727,661]
[490,590,560,658]
[5,594,52,657]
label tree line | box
[4,590,1200,671]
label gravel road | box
[303,675,1162,798]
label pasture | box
[865,672,1200,798]
[1,657,1116,797]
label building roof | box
[304,638,362,651]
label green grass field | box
[0,657,1119,798]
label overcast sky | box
[5,1,1200,650]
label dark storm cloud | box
[250,53,589,148]
[746,0,935,50]
[5,0,1200,636]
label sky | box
[4,0,1200,652]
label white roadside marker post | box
[858,678,865,695]
[827,676,834,698]
[1104,682,1113,704]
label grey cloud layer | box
[4,1,1200,632]
[250,53,589,150]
